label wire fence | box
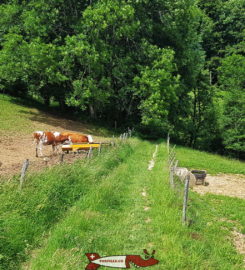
[18,129,133,190]
[167,134,190,225]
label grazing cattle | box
[33,131,69,157]
[61,132,93,144]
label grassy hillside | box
[0,138,244,269]
[0,94,110,137]
[0,94,38,135]
[0,94,244,270]
[175,145,245,175]
[0,143,133,269]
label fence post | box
[182,174,190,225]
[60,153,64,163]
[19,159,29,190]
[98,142,102,155]
[87,146,92,159]
[167,132,170,154]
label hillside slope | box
[0,138,244,269]
[17,140,245,270]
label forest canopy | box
[0,0,244,158]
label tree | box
[218,54,245,156]
[133,44,179,133]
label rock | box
[188,172,196,188]
[174,167,189,181]
[174,167,196,187]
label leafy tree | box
[0,0,244,157]
[134,44,179,132]
[218,54,245,156]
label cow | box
[61,132,93,144]
[33,131,70,157]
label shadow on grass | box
[6,95,115,137]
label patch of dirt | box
[145,217,151,223]
[190,232,202,240]
[232,230,245,264]
[193,174,245,199]
[147,145,158,171]
[0,113,108,180]
[141,188,147,197]
[220,218,245,265]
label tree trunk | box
[44,95,50,106]
[89,103,97,119]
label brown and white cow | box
[33,131,70,157]
[61,132,93,144]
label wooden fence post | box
[112,135,116,147]
[182,174,190,225]
[60,153,64,163]
[98,142,102,155]
[87,146,92,158]
[167,132,170,154]
[19,159,29,190]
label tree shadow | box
[6,94,119,138]
[17,109,114,138]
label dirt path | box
[193,174,245,199]
[194,174,245,264]
[0,113,106,179]
[148,145,158,170]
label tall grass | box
[1,139,244,270]
[0,143,133,270]
[24,141,244,270]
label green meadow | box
[0,139,244,270]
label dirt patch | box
[193,174,245,199]
[148,145,158,171]
[220,218,245,265]
[232,230,245,263]
[141,188,147,197]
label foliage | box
[218,54,245,156]
[0,0,244,157]
[134,45,179,130]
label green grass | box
[1,139,244,270]
[22,140,244,270]
[0,94,38,135]
[175,145,245,174]
[0,93,115,137]
[0,143,133,269]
